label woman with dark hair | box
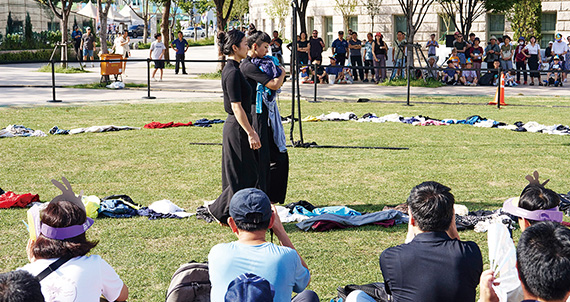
[21,179,128,302]
[208,29,261,224]
[241,27,288,205]
[372,32,387,83]
[297,31,310,65]
[524,36,542,85]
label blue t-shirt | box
[171,38,189,54]
[326,65,342,76]
[72,30,82,43]
[208,241,310,302]
[332,38,349,54]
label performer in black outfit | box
[208,29,261,224]
[241,25,289,204]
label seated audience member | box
[208,188,319,302]
[460,59,478,86]
[300,66,312,83]
[491,171,563,302]
[20,178,128,302]
[378,181,483,302]
[423,56,439,80]
[448,48,460,66]
[505,70,518,86]
[490,59,502,86]
[480,221,570,302]
[324,56,344,83]
[311,60,327,84]
[441,60,460,85]
[0,270,45,302]
[547,55,563,86]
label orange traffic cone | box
[489,72,507,106]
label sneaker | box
[516,81,520,84]
[529,82,534,86]
[152,77,157,82]
[182,72,188,75]
[91,63,94,67]
[82,63,86,67]
[159,78,163,82]
[524,81,527,85]
[363,79,369,83]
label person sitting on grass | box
[547,55,563,87]
[375,181,483,302]
[323,56,344,84]
[300,66,312,83]
[441,60,460,85]
[311,60,327,84]
[460,58,478,86]
[480,221,570,302]
[20,178,128,302]
[0,270,45,302]
[448,48,460,66]
[208,188,319,302]
[423,56,439,80]
[505,70,518,87]
[490,60,502,86]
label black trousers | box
[208,115,258,224]
[175,53,186,74]
[351,55,364,81]
[336,53,346,66]
[364,59,374,76]
[252,103,289,204]
[516,61,527,82]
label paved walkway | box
[1,45,568,107]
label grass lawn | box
[1,97,570,301]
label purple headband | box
[40,217,94,240]
[502,198,563,223]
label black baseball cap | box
[229,188,272,223]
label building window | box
[394,15,407,39]
[47,21,60,32]
[324,16,333,49]
[349,16,358,32]
[487,14,504,41]
[438,15,455,41]
[12,21,23,34]
[541,12,556,48]
[307,16,314,34]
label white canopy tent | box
[119,6,144,25]
[76,2,97,19]
[108,6,130,23]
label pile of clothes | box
[0,125,47,138]
[79,194,193,220]
[0,189,40,208]
[301,112,570,136]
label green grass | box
[380,77,444,87]
[1,98,570,301]
[37,64,90,73]
[197,70,222,80]
[63,82,148,89]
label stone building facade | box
[249,0,570,51]
[0,0,92,38]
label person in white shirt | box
[149,33,166,81]
[523,36,542,85]
[20,178,128,302]
[551,33,569,82]
[113,31,130,74]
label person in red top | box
[467,37,484,78]
[514,37,529,85]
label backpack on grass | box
[165,261,211,302]
[335,282,391,302]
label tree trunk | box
[407,18,415,68]
[61,12,69,68]
[371,16,375,33]
[298,9,306,33]
[97,0,110,55]
[161,0,171,62]
[143,18,149,43]
[216,5,226,71]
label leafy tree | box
[128,0,153,43]
[25,13,33,46]
[437,0,519,37]
[265,0,289,37]
[335,0,357,32]
[6,11,15,35]
[97,0,112,55]
[226,0,248,25]
[396,0,436,65]
[508,0,541,41]
[361,0,382,32]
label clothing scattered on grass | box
[196,205,216,223]
[292,205,361,217]
[193,119,225,127]
[69,125,140,135]
[455,209,516,232]
[144,121,193,129]
[296,209,407,232]
[0,191,40,208]
[0,125,47,138]
[49,126,70,135]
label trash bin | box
[100,54,123,76]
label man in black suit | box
[379,181,483,302]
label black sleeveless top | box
[374,40,387,55]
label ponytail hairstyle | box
[217,29,246,56]
[247,24,271,48]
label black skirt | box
[528,54,540,78]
